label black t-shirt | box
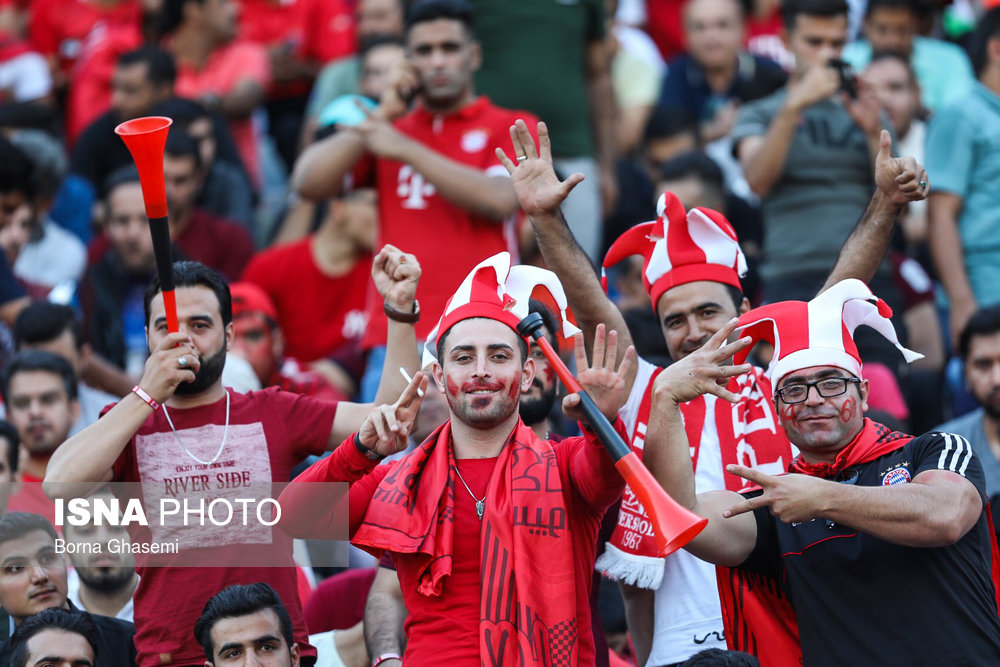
[741,430,1000,666]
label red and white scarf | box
[353,420,583,667]
[597,365,795,589]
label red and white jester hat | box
[422,252,581,367]
[601,191,748,309]
[732,278,923,390]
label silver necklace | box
[161,390,231,466]
[452,463,486,520]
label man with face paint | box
[280,253,634,667]
[644,280,1000,667]
[44,251,423,666]
[501,118,929,665]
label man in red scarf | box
[644,280,1000,667]
[280,254,635,667]
[500,118,928,666]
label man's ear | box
[290,642,300,666]
[858,378,869,413]
[738,297,751,315]
[521,356,535,393]
[431,361,446,394]
[224,321,234,351]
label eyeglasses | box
[775,377,861,404]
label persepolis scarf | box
[352,419,581,666]
[598,366,794,589]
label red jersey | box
[359,96,535,347]
[175,208,255,282]
[237,0,354,64]
[108,388,337,666]
[241,238,370,363]
[28,0,140,74]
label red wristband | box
[372,653,402,667]
[131,385,160,411]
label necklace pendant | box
[475,499,485,520]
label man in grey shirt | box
[731,0,889,304]
[936,305,1000,506]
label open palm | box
[496,120,584,218]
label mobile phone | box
[828,58,857,99]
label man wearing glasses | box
[644,279,1000,667]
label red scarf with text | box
[598,366,794,589]
[352,420,581,667]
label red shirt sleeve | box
[277,434,393,539]
[564,418,628,514]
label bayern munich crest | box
[882,466,912,486]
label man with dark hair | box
[656,0,786,145]
[162,130,254,280]
[148,97,253,228]
[13,302,117,434]
[162,0,270,188]
[46,254,422,666]
[69,46,177,200]
[937,305,1000,510]
[732,0,898,306]
[61,487,138,623]
[500,120,927,664]
[0,513,137,667]
[9,608,98,667]
[194,583,299,666]
[0,420,19,514]
[281,254,631,666]
[292,0,537,401]
[10,609,98,667]
[842,0,974,112]
[3,350,79,524]
[926,8,1000,350]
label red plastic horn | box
[115,116,178,333]
[517,313,708,556]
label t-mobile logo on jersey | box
[397,165,436,209]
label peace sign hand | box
[358,371,430,457]
[652,318,753,405]
[723,464,832,523]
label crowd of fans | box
[0,0,994,664]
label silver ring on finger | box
[516,155,526,161]
[919,180,928,189]
[178,356,188,368]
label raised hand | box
[373,244,421,312]
[785,63,840,113]
[562,323,636,423]
[496,120,584,218]
[652,318,753,405]
[358,371,430,457]
[843,75,883,138]
[138,332,201,403]
[873,130,928,204]
[722,465,832,524]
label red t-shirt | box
[7,471,56,526]
[357,96,534,347]
[28,0,140,74]
[65,22,142,146]
[237,0,354,64]
[109,387,337,666]
[174,40,271,187]
[241,238,370,363]
[175,208,255,282]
